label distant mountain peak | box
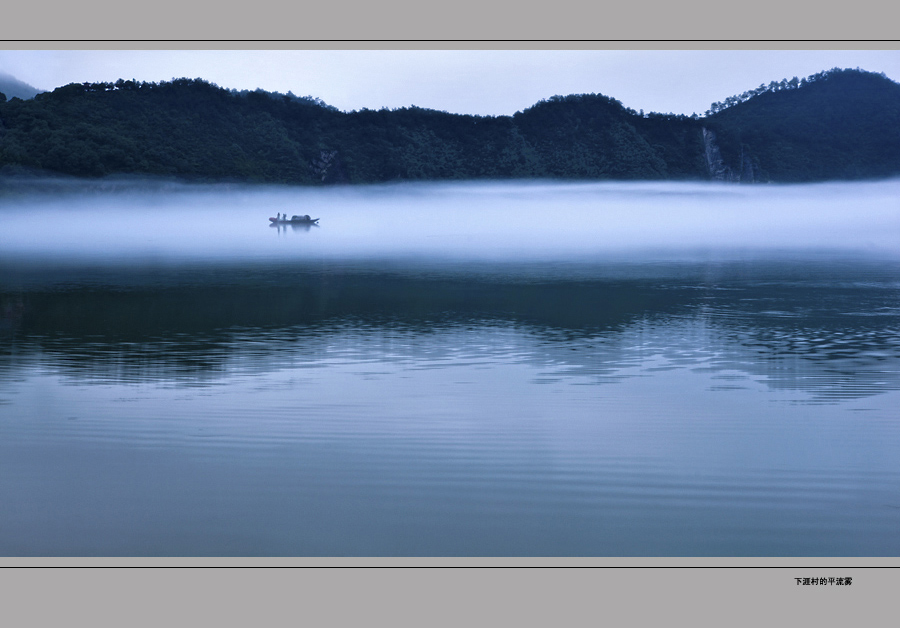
[0,72,43,100]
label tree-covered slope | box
[705,68,900,182]
[0,69,898,184]
[0,79,343,182]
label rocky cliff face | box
[738,148,756,182]
[701,127,756,183]
[702,127,734,181]
[309,150,348,184]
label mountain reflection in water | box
[3,258,899,404]
[2,179,899,557]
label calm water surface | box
[1,178,899,556]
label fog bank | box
[1,178,898,265]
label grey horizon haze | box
[0,49,898,117]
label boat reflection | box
[270,221,318,233]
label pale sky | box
[1,49,898,117]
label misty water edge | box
[1,177,899,557]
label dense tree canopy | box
[704,68,900,182]
[0,69,897,184]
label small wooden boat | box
[269,215,319,225]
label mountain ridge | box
[1,68,897,184]
[0,72,43,101]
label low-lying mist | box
[1,177,898,266]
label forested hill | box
[704,68,900,182]
[0,68,897,184]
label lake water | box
[1,177,899,557]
